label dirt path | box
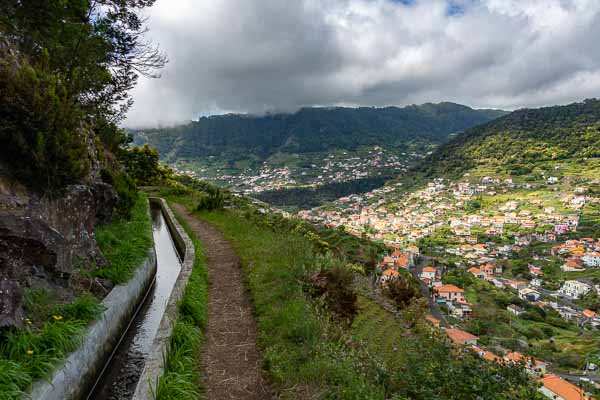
[172,204,272,400]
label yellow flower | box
[26,349,34,355]
[52,315,63,321]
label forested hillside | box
[133,102,506,162]
[410,99,600,181]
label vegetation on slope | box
[95,193,153,284]
[0,0,166,193]
[254,175,390,210]
[407,99,600,184]
[133,103,506,163]
[0,292,103,399]
[158,180,543,399]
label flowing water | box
[87,206,182,400]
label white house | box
[582,252,600,267]
[519,287,541,302]
[559,280,592,299]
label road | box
[411,256,447,326]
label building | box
[582,252,600,267]
[507,304,525,316]
[444,328,478,345]
[559,280,592,299]
[434,284,466,303]
[519,287,541,302]
[538,374,592,400]
[420,266,437,281]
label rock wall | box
[0,164,116,328]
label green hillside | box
[411,99,600,181]
[133,103,506,162]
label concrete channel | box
[29,198,195,400]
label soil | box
[173,204,272,400]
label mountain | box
[133,102,507,162]
[409,99,600,181]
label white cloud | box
[125,0,600,127]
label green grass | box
[0,294,103,399]
[159,190,545,399]
[95,193,153,283]
[170,200,386,399]
[154,203,209,400]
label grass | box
[166,196,386,399]
[95,193,153,283]
[154,203,209,400]
[0,293,103,399]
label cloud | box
[125,0,600,127]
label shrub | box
[0,54,88,192]
[101,169,137,219]
[196,191,224,211]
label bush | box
[308,262,358,322]
[196,191,224,211]
[0,54,89,192]
[101,169,137,219]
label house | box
[561,261,585,272]
[519,287,541,302]
[444,328,478,345]
[434,284,466,303]
[582,309,600,327]
[529,264,544,277]
[471,345,502,363]
[582,252,600,267]
[538,374,592,400]
[420,266,437,281]
[468,267,486,279]
[559,280,592,299]
[507,304,525,316]
[380,269,399,284]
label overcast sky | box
[125,0,600,127]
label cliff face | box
[0,143,116,328]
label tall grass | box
[154,205,208,400]
[193,207,387,399]
[95,192,153,283]
[0,294,103,398]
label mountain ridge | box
[133,102,507,162]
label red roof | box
[539,374,591,400]
[444,328,478,344]
[434,284,464,293]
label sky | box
[125,0,600,128]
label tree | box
[0,0,166,192]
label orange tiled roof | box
[423,266,436,273]
[539,374,591,400]
[383,269,399,277]
[435,284,464,293]
[583,309,597,319]
[444,328,478,344]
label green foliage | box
[0,291,102,398]
[351,297,544,399]
[255,176,391,209]
[383,271,422,309]
[0,54,89,192]
[134,103,505,164]
[121,144,168,186]
[95,193,153,283]
[407,99,600,186]
[0,0,165,192]
[196,190,225,211]
[101,169,138,219]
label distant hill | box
[409,99,600,181]
[132,103,507,162]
